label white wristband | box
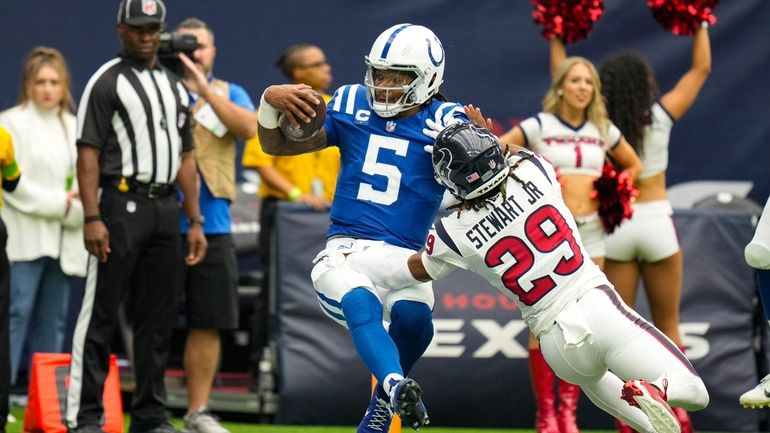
[258,89,280,129]
[700,20,709,29]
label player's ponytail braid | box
[508,150,535,188]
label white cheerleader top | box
[638,102,675,179]
[519,112,621,177]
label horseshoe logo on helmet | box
[427,36,444,67]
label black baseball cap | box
[117,0,166,26]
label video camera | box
[157,32,199,77]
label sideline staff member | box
[65,2,206,433]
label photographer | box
[173,17,256,433]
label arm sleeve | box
[434,101,470,126]
[606,123,622,150]
[518,115,542,148]
[322,87,342,147]
[228,83,256,111]
[0,127,21,192]
[422,225,463,280]
[241,130,275,168]
[176,81,194,152]
[0,124,68,218]
[77,75,116,149]
[3,177,69,219]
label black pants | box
[0,218,10,433]
[66,190,181,431]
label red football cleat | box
[621,379,680,433]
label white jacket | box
[0,103,87,277]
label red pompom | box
[531,0,604,44]
[647,0,718,36]
[591,162,638,234]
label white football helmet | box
[364,24,446,118]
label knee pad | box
[341,288,383,329]
[389,300,433,340]
[745,242,770,269]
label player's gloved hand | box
[422,117,462,153]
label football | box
[278,90,326,142]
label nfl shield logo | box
[142,0,157,15]
[386,121,396,132]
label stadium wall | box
[0,1,768,203]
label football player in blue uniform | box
[256,24,468,431]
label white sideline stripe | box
[65,254,100,428]
[345,84,360,115]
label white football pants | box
[539,287,709,433]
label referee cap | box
[117,0,166,26]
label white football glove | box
[422,117,462,154]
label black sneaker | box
[69,425,108,433]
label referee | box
[65,2,206,433]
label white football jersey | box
[519,112,622,177]
[422,151,611,336]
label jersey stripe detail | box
[148,70,175,183]
[117,73,151,180]
[519,151,553,185]
[435,220,462,256]
[345,84,360,114]
[598,285,697,375]
[128,69,161,183]
[380,24,411,59]
[441,105,464,125]
[332,85,347,112]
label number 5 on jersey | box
[356,134,409,205]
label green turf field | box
[6,407,733,433]
[4,406,617,433]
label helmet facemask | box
[364,62,421,118]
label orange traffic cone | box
[24,353,123,433]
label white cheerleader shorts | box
[605,200,680,263]
[575,212,605,259]
[310,237,435,327]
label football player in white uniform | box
[349,123,708,433]
[497,47,643,433]
[739,197,770,408]
[595,25,711,432]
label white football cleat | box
[740,373,770,409]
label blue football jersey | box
[323,84,468,250]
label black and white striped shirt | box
[77,53,193,184]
